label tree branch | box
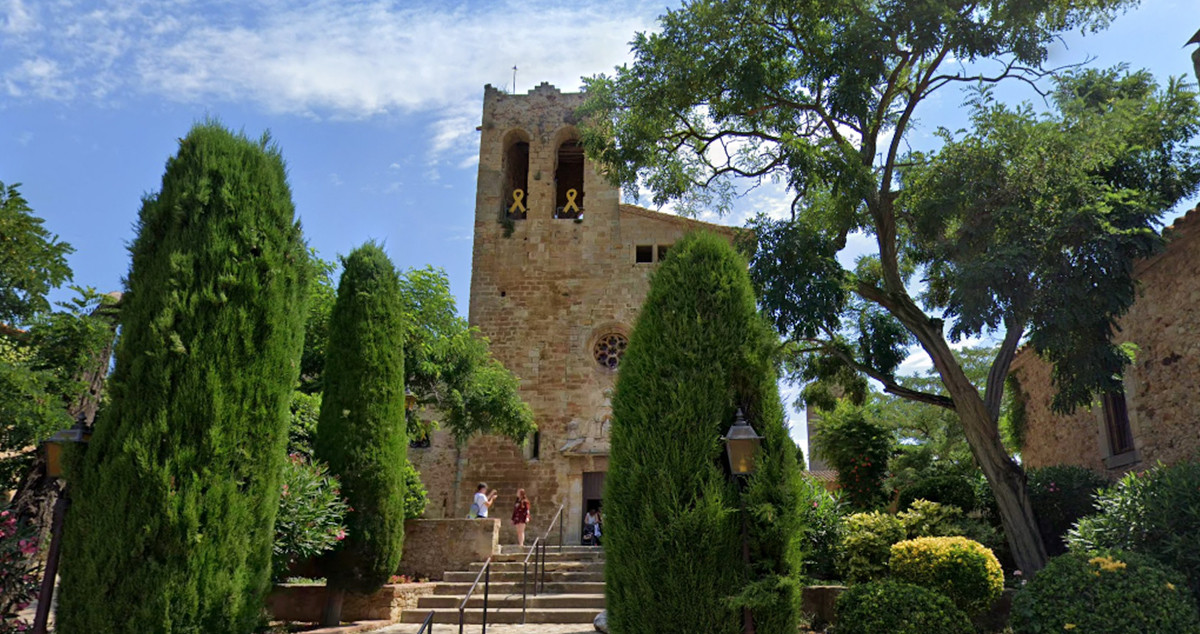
[984,319,1025,422]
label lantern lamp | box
[722,408,762,477]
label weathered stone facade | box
[410,83,735,544]
[1012,207,1200,474]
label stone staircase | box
[399,544,605,625]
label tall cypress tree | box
[56,122,308,633]
[316,243,407,624]
[606,231,805,634]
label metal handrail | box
[537,503,566,593]
[416,609,436,633]
[458,555,492,634]
[520,536,542,623]
[542,503,565,552]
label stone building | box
[1010,206,1200,474]
[410,83,735,544]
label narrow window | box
[1101,391,1135,455]
[635,245,653,263]
[504,139,530,220]
[523,430,541,461]
[555,140,584,219]
[657,244,670,261]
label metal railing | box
[416,609,436,633]
[458,555,492,634]
[538,504,566,593]
[520,535,541,623]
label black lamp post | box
[722,408,762,634]
[32,418,91,634]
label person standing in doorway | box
[470,483,498,519]
[512,489,532,547]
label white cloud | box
[4,57,73,99]
[0,0,35,35]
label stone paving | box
[370,624,595,634]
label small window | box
[1101,391,1135,456]
[635,245,653,263]
[554,141,584,219]
[523,430,541,461]
[593,333,629,370]
[504,138,530,220]
[657,245,670,261]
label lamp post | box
[32,418,91,634]
[722,408,762,634]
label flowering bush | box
[813,401,892,510]
[272,455,350,582]
[1025,465,1106,555]
[1010,551,1200,634]
[0,507,40,634]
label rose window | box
[593,333,628,370]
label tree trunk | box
[920,330,1048,574]
[321,587,345,626]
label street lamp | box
[722,408,761,634]
[722,409,762,477]
[33,417,91,634]
[405,387,418,411]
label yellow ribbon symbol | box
[509,189,526,214]
[563,188,580,215]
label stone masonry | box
[409,83,735,544]
[1011,206,1200,474]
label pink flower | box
[18,540,37,556]
[335,530,346,541]
[281,484,290,497]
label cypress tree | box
[56,122,308,633]
[316,243,407,624]
[606,231,805,634]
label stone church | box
[410,83,735,544]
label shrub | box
[1026,464,1106,555]
[838,511,905,583]
[402,461,428,520]
[0,507,38,634]
[799,476,845,580]
[897,476,977,513]
[57,123,308,634]
[272,455,350,582]
[1010,551,1200,634]
[898,499,964,538]
[813,401,892,510]
[607,232,805,634]
[1068,460,1200,601]
[834,580,973,634]
[890,536,1003,616]
[316,244,408,609]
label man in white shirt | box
[470,482,499,518]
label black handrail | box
[458,555,492,634]
[416,609,436,633]
[538,503,566,592]
[521,535,541,624]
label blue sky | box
[3,0,1197,461]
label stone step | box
[443,570,604,583]
[431,581,605,595]
[491,551,605,563]
[465,561,604,573]
[400,607,602,624]
[417,593,605,610]
[497,545,603,555]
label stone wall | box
[267,582,436,623]
[410,83,736,545]
[1014,208,1200,473]
[396,518,499,580]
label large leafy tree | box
[57,123,308,633]
[607,232,804,633]
[0,182,72,328]
[316,243,408,625]
[582,0,1200,573]
[301,258,533,444]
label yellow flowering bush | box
[889,536,1003,616]
[1011,551,1200,634]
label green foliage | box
[401,460,428,520]
[273,455,349,583]
[606,232,805,634]
[798,476,845,580]
[1011,551,1200,634]
[1025,465,1106,556]
[890,536,1004,616]
[838,511,905,583]
[834,580,973,634]
[1068,461,1200,601]
[316,243,408,596]
[0,182,73,326]
[0,506,39,634]
[288,390,322,459]
[897,476,976,514]
[57,122,309,634]
[813,401,891,510]
[298,254,337,394]
[898,500,966,539]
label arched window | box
[502,132,530,220]
[554,140,584,219]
